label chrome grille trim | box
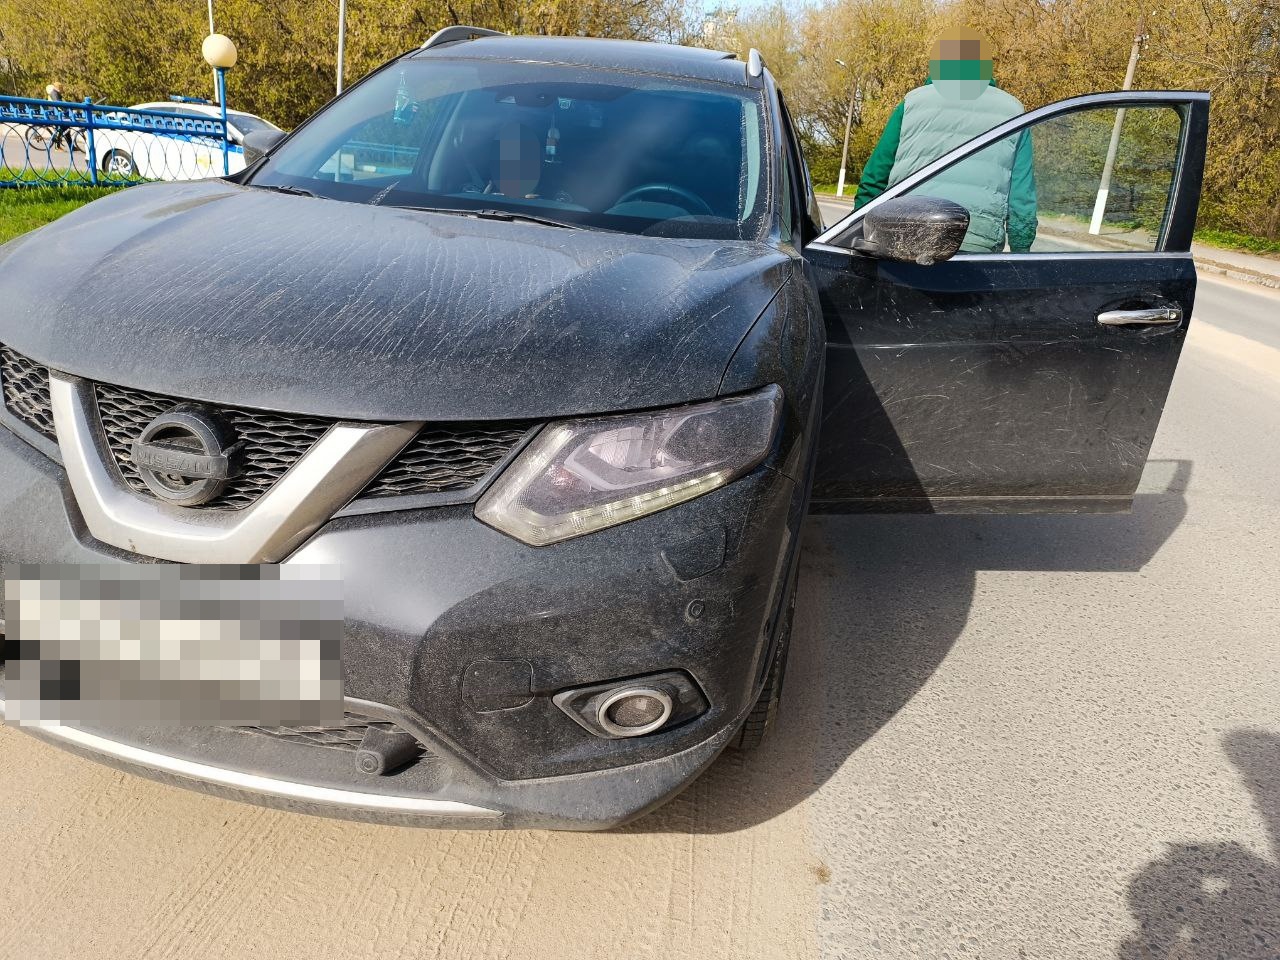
[51,374,423,564]
[1,344,533,520]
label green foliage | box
[1027,106,1181,232]
[710,0,1280,241]
[1,0,1276,243]
[0,0,699,130]
[0,184,114,244]
[1194,228,1280,256]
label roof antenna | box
[747,49,764,78]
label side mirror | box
[854,196,970,266]
[243,129,286,165]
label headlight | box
[476,386,783,546]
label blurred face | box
[497,123,543,198]
[929,30,994,100]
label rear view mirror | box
[243,129,286,165]
[854,196,970,266]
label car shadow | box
[628,459,1192,834]
[1117,728,1280,959]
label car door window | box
[889,104,1183,253]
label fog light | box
[552,670,708,740]
[597,687,673,737]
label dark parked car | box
[0,29,1208,829]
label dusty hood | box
[0,180,789,421]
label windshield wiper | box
[397,206,585,231]
[249,183,320,198]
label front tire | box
[103,149,135,178]
[732,579,796,751]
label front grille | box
[95,382,332,511]
[360,423,529,498]
[0,345,56,440]
[0,343,531,510]
[242,712,411,752]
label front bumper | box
[0,421,800,829]
[0,694,742,830]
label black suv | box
[0,29,1209,829]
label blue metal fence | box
[0,96,231,188]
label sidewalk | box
[1190,242,1280,289]
[815,192,1280,290]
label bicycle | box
[24,123,88,154]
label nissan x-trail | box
[0,29,1209,829]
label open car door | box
[807,90,1209,513]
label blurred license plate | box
[2,563,343,728]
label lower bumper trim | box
[0,698,502,820]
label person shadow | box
[1117,728,1280,959]
[630,458,1193,834]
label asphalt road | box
[2,217,1278,959]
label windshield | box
[248,58,767,240]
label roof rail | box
[747,48,764,78]
[421,25,505,49]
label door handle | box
[1097,306,1183,327]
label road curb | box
[1193,260,1280,290]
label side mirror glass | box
[243,129,286,165]
[854,196,970,266]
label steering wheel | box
[615,183,713,216]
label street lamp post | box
[207,0,219,104]
[202,34,238,176]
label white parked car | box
[92,101,282,181]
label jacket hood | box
[0,181,789,421]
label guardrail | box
[0,96,231,188]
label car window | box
[228,114,278,135]
[776,93,811,241]
[171,107,218,125]
[250,58,769,241]
[891,104,1184,254]
[778,141,795,243]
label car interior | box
[259,67,765,239]
[421,85,746,221]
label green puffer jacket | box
[855,78,1037,253]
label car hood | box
[0,181,790,421]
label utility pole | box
[1089,17,1149,234]
[836,89,855,197]
[337,0,347,95]
[834,60,860,198]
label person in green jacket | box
[854,29,1038,253]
